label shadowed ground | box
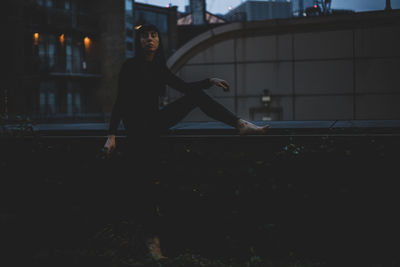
[1,120,399,266]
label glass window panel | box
[39,42,46,61]
[48,92,55,114]
[67,92,72,115]
[74,93,81,113]
[125,0,133,11]
[48,35,56,68]
[66,36,72,72]
[40,92,46,112]
[126,42,133,51]
[126,28,133,37]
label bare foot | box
[236,119,270,135]
[146,236,168,261]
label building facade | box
[292,0,315,16]
[224,0,293,22]
[1,0,103,122]
[1,0,178,123]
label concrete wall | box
[167,11,400,122]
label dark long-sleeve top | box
[108,57,213,135]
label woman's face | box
[140,30,159,53]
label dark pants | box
[119,90,239,240]
[157,89,239,132]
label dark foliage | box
[1,126,399,266]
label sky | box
[135,0,400,15]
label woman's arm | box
[162,65,213,94]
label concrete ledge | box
[8,120,398,137]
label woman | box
[103,24,269,259]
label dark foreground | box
[1,120,400,266]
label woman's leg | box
[158,90,239,132]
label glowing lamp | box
[59,34,65,45]
[33,32,39,45]
[83,36,91,49]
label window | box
[67,91,81,115]
[66,36,72,72]
[126,28,133,37]
[126,42,133,51]
[48,35,56,69]
[40,81,56,116]
[125,0,133,11]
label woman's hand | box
[210,78,230,92]
[104,134,116,156]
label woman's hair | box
[134,23,166,65]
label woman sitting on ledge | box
[105,23,269,151]
[103,24,269,260]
